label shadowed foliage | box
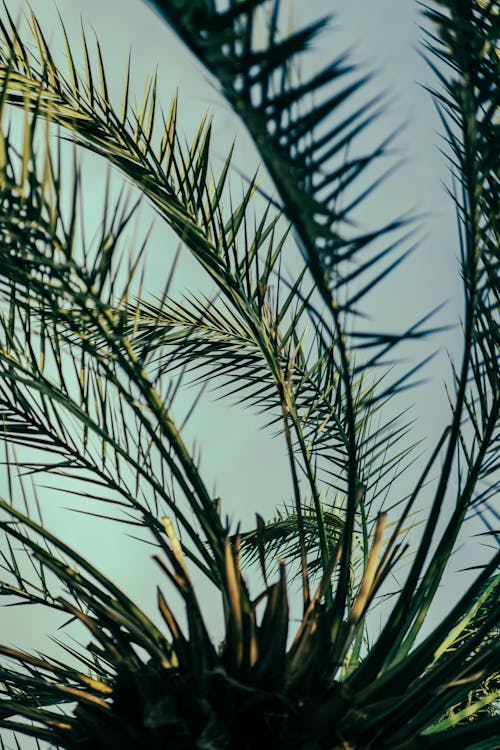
[0,0,498,748]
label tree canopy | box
[0,1,498,748]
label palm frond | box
[146,0,406,311]
[0,93,229,581]
[144,0,445,622]
[0,4,435,598]
[0,2,498,749]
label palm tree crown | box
[0,1,498,748]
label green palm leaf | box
[0,1,498,749]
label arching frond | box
[0,2,498,749]
[0,5,434,598]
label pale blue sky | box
[1,2,480,747]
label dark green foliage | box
[0,1,498,748]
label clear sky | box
[1,2,478,747]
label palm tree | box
[0,0,498,748]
